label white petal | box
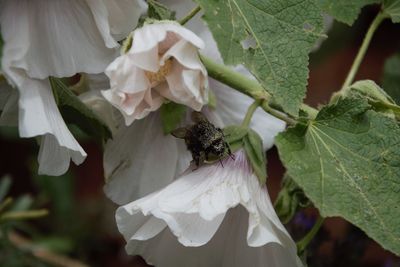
[131,22,204,56]
[86,0,147,46]
[0,0,138,79]
[124,207,302,267]
[103,112,182,205]
[103,0,148,41]
[160,62,207,112]
[211,80,286,149]
[116,151,296,252]
[15,74,86,176]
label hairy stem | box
[179,5,201,25]
[297,215,325,254]
[242,100,261,127]
[340,12,387,91]
[200,55,298,125]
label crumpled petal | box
[102,21,208,124]
[0,0,147,79]
[116,151,300,266]
[103,112,191,205]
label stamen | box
[145,58,173,87]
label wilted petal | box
[103,21,208,124]
[103,112,190,205]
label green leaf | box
[383,53,400,104]
[49,77,112,141]
[345,80,400,119]
[148,0,176,20]
[160,102,187,134]
[196,0,324,116]
[243,129,267,184]
[223,125,248,143]
[0,176,11,202]
[318,0,380,25]
[276,96,400,255]
[383,0,400,22]
[274,173,311,224]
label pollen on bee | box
[145,58,173,87]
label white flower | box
[103,82,285,205]
[0,0,146,175]
[116,150,301,267]
[102,22,208,125]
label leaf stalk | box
[200,55,298,125]
[242,100,261,127]
[179,5,201,25]
[297,215,325,254]
[340,12,387,91]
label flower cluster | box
[0,0,300,266]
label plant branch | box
[242,100,261,127]
[179,5,201,25]
[297,215,325,254]
[200,55,299,125]
[8,231,90,267]
[340,12,387,91]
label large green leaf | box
[49,77,112,141]
[276,97,400,255]
[383,53,400,103]
[383,0,400,22]
[196,0,324,116]
[318,0,380,25]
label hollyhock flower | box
[101,22,208,125]
[103,82,285,205]
[0,0,146,175]
[116,150,301,267]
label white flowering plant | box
[1,0,400,266]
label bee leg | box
[225,142,235,160]
[219,159,224,168]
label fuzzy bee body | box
[172,112,232,166]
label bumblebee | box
[172,112,233,166]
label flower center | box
[145,58,173,87]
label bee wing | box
[191,111,208,123]
[171,127,188,138]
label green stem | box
[179,5,201,25]
[297,216,325,254]
[200,55,298,125]
[242,100,261,127]
[0,209,49,222]
[0,197,13,214]
[340,12,387,91]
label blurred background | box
[0,5,399,267]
